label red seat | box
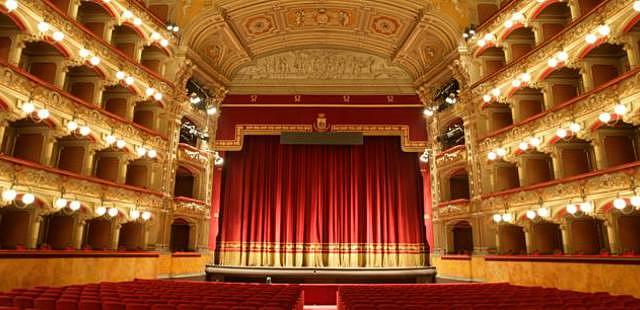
[34,297,57,310]
[79,300,101,310]
[13,296,34,309]
[56,299,78,310]
[150,305,175,310]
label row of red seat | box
[0,280,303,310]
[337,283,640,309]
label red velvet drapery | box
[216,136,427,268]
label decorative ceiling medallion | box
[286,8,354,28]
[371,16,400,35]
[245,15,275,35]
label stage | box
[204,265,437,284]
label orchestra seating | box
[337,283,640,309]
[0,280,303,310]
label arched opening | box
[101,85,134,119]
[133,101,160,131]
[118,221,145,251]
[577,0,603,16]
[493,160,520,192]
[53,134,91,175]
[1,119,50,164]
[110,25,143,60]
[498,224,527,255]
[519,151,554,186]
[596,121,639,168]
[0,207,31,249]
[544,67,583,106]
[438,119,465,150]
[532,2,573,42]
[76,1,113,39]
[19,41,67,86]
[93,149,124,183]
[554,138,595,178]
[140,45,168,75]
[0,13,24,63]
[179,117,201,147]
[63,65,102,104]
[125,159,150,188]
[530,221,563,254]
[484,103,513,133]
[170,218,192,252]
[174,166,196,198]
[617,213,640,254]
[569,217,607,255]
[510,87,545,123]
[83,217,113,250]
[449,221,473,255]
[582,43,629,89]
[446,169,470,201]
[40,212,75,250]
[479,47,506,76]
[503,27,536,62]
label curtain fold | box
[216,136,427,268]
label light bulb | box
[89,56,101,66]
[22,102,35,113]
[580,202,594,213]
[537,207,550,218]
[529,137,541,147]
[547,58,559,68]
[52,31,64,41]
[69,200,81,211]
[207,106,218,115]
[21,193,35,204]
[512,12,524,21]
[482,94,492,103]
[556,128,568,138]
[160,39,169,47]
[511,79,522,88]
[2,188,17,201]
[105,134,116,145]
[130,210,140,220]
[107,207,118,217]
[483,33,495,41]
[556,51,569,62]
[502,213,513,223]
[79,126,91,136]
[569,122,581,133]
[122,10,133,19]
[79,48,90,58]
[566,204,578,214]
[67,120,78,131]
[125,76,134,85]
[526,210,537,220]
[116,139,126,149]
[141,211,151,221]
[96,206,106,216]
[4,0,18,11]
[585,33,597,44]
[504,19,513,28]
[214,156,224,166]
[145,87,156,96]
[597,25,610,36]
[496,148,507,157]
[133,18,142,26]
[491,88,501,97]
[37,21,50,32]
[37,108,50,119]
[614,104,627,115]
[147,149,157,158]
[598,112,612,123]
[519,72,531,83]
[55,197,68,208]
[519,142,529,151]
[631,195,640,207]
[635,1,640,12]
[172,26,179,32]
[153,92,162,101]
[493,214,503,223]
[136,147,147,157]
[477,39,486,47]
[487,151,497,160]
[613,198,627,210]
[116,71,126,79]
[151,32,161,40]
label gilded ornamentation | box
[371,16,400,35]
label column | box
[560,222,572,254]
[605,215,619,254]
[420,164,434,253]
[73,220,85,249]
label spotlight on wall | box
[4,0,18,12]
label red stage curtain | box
[216,136,427,268]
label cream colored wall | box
[432,255,640,298]
[0,253,212,292]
